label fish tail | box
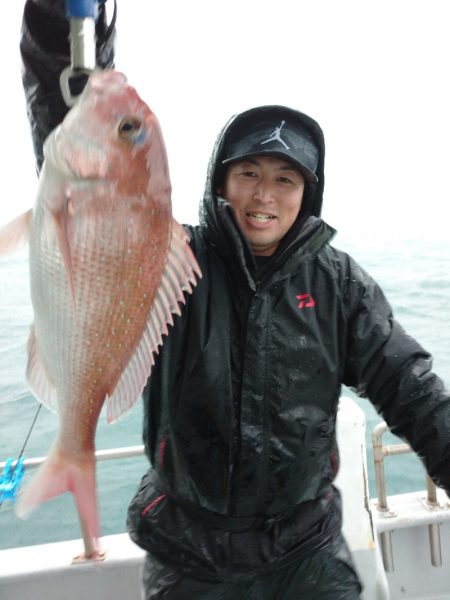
[16,441,100,545]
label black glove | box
[20,0,116,171]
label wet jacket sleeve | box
[343,257,450,494]
[20,0,116,171]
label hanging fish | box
[0,70,201,558]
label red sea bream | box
[0,70,201,558]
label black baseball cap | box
[220,106,319,183]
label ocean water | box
[0,233,449,551]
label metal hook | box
[60,15,97,107]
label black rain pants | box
[141,533,362,599]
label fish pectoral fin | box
[105,219,202,423]
[16,442,100,542]
[52,203,77,311]
[0,209,33,256]
[26,324,58,412]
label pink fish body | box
[3,70,201,557]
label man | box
[20,2,450,598]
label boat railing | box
[2,427,449,581]
[372,422,448,572]
[0,445,145,473]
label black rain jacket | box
[20,0,450,581]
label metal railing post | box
[372,422,395,572]
[426,476,442,567]
[372,423,445,572]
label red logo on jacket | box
[296,293,316,309]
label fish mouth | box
[43,129,76,178]
[45,128,109,181]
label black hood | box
[199,105,327,269]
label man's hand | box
[20,0,115,169]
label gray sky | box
[1,0,449,241]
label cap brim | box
[222,150,318,183]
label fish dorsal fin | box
[106,220,201,423]
[0,210,33,256]
[26,324,58,412]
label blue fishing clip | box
[0,457,25,504]
[65,0,99,19]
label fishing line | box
[16,403,43,465]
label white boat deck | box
[0,533,144,600]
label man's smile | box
[247,212,276,222]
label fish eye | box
[118,117,143,142]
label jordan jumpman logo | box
[260,120,290,150]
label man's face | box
[219,155,305,256]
